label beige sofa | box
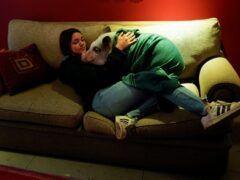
[0,18,239,175]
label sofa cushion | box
[109,18,221,79]
[0,44,49,95]
[82,82,232,138]
[0,79,84,128]
[82,83,199,137]
[134,109,202,138]
[134,108,232,138]
[83,108,232,138]
[83,111,115,136]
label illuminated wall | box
[1,0,239,74]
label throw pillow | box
[0,44,49,95]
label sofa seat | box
[0,77,231,138]
[84,108,233,139]
[0,66,233,138]
[83,82,231,138]
[0,79,84,128]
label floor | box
[0,116,240,180]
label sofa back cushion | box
[8,18,222,79]
[109,18,222,79]
[8,20,108,69]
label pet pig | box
[81,32,116,65]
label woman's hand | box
[115,32,136,51]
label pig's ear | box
[102,36,112,51]
[95,26,111,42]
[102,26,111,33]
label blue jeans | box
[92,81,207,119]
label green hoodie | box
[113,29,185,93]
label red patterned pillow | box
[0,44,49,95]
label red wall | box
[1,0,239,74]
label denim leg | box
[93,82,207,119]
[92,81,150,119]
[126,94,159,119]
[162,86,207,116]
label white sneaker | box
[115,116,136,140]
[201,100,240,129]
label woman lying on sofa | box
[58,28,240,140]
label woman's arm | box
[105,32,136,70]
[115,32,136,51]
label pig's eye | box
[93,47,101,54]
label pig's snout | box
[81,51,94,63]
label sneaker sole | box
[202,103,240,129]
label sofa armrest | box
[199,57,240,101]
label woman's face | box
[70,32,86,55]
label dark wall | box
[1,0,239,74]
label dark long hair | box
[59,28,81,56]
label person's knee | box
[92,100,115,118]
